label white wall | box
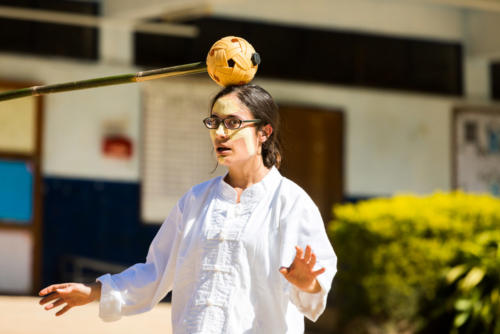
[0,230,32,293]
[0,53,141,181]
[464,10,500,58]
[259,79,455,196]
[213,0,464,41]
[462,10,500,101]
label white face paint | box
[210,95,258,164]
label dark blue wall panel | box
[42,177,159,286]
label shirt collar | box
[217,166,282,204]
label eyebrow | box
[210,113,241,119]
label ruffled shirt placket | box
[186,181,262,334]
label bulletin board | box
[0,81,43,294]
[453,107,500,196]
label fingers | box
[313,267,326,276]
[39,293,60,305]
[304,245,312,262]
[44,298,65,311]
[39,283,69,296]
[39,283,77,316]
[279,267,289,276]
[295,245,316,265]
[56,304,72,317]
[294,246,303,260]
[56,287,72,295]
[289,245,325,275]
[309,253,317,268]
[39,285,55,296]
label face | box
[210,94,262,167]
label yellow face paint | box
[212,95,239,117]
[210,95,258,161]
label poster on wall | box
[0,92,36,154]
[453,107,500,196]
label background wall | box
[0,54,141,181]
[214,0,464,41]
[0,55,459,196]
[259,79,455,196]
[0,0,482,193]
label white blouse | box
[97,167,337,333]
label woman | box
[39,84,337,333]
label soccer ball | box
[206,36,260,87]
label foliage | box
[419,230,500,334]
[327,191,500,332]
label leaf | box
[459,267,486,291]
[454,312,470,328]
[446,264,468,284]
[480,304,492,325]
[491,288,499,304]
[494,320,500,334]
[454,299,472,311]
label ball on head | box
[206,36,260,87]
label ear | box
[259,124,273,143]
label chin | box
[216,156,232,166]
[217,155,247,169]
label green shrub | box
[328,191,500,332]
[420,230,500,334]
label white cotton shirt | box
[97,167,337,333]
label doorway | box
[279,105,344,222]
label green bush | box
[328,191,500,333]
[421,230,500,334]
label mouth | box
[216,146,231,154]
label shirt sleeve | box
[279,188,337,322]
[96,200,183,322]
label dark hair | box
[210,84,282,168]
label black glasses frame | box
[203,116,261,130]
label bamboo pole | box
[0,62,207,102]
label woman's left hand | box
[279,245,326,293]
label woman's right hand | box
[39,281,102,316]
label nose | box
[215,122,228,137]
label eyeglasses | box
[203,116,261,130]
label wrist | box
[301,279,322,294]
[88,281,102,301]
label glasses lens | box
[224,117,242,129]
[203,117,219,129]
